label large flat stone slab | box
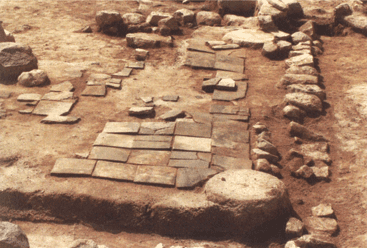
[184,51,216,69]
[81,85,106,97]
[173,136,211,152]
[93,133,135,148]
[210,104,239,115]
[212,155,252,170]
[88,146,130,162]
[126,33,174,48]
[214,54,245,73]
[17,93,42,102]
[168,159,209,169]
[174,122,212,138]
[128,150,170,166]
[32,100,76,116]
[170,151,198,160]
[187,39,215,54]
[212,143,250,159]
[92,161,137,181]
[176,168,218,188]
[212,82,247,101]
[113,68,132,77]
[212,121,249,148]
[139,122,175,135]
[134,166,177,186]
[51,158,96,176]
[41,91,74,101]
[223,29,275,48]
[41,115,80,124]
[216,71,248,81]
[102,122,140,134]
[159,109,185,121]
[50,81,74,92]
[132,135,172,150]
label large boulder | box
[18,69,50,87]
[196,11,222,26]
[341,14,367,35]
[222,15,260,29]
[0,42,38,81]
[218,0,257,15]
[284,92,323,114]
[0,222,30,248]
[95,10,124,35]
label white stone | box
[146,12,171,26]
[217,78,236,90]
[285,54,314,68]
[292,31,312,44]
[122,13,145,25]
[311,203,334,217]
[223,29,275,48]
[18,69,50,87]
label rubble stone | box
[196,11,222,26]
[173,9,195,25]
[295,165,314,179]
[0,221,30,248]
[312,203,334,218]
[285,92,323,114]
[286,217,305,239]
[18,69,49,87]
[146,12,171,26]
[304,216,338,236]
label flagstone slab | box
[51,158,96,176]
[210,104,239,115]
[17,93,42,102]
[185,51,216,69]
[239,106,250,116]
[159,109,185,121]
[92,161,137,181]
[212,114,249,122]
[32,100,76,116]
[190,112,213,124]
[212,155,253,170]
[212,143,250,159]
[19,108,33,114]
[134,135,173,142]
[88,73,111,81]
[170,151,198,160]
[50,81,74,92]
[139,122,175,135]
[128,150,170,166]
[41,91,74,101]
[176,168,218,188]
[81,85,106,97]
[217,78,237,91]
[173,136,212,152]
[141,96,153,103]
[223,29,275,48]
[134,165,177,186]
[129,107,154,116]
[127,61,145,69]
[187,39,215,54]
[202,78,221,93]
[174,122,212,138]
[162,95,179,102]
[86,80,104,86]
[41,115,80,124]
[94,133,135,148]
[212,44,240,50]
[198,152,212,162]
[113,68,133,77]
[103,122,140,134]
[212,82,248,101]
[216,71,248,81]
[168,159,209,169]
[214,54,245,73]
[212,121,249,148]
[133,135,172,150]
[89,146,130,162]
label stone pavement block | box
[210,104,239,115]
[51,158,96,176]
[190,112,213,124]
[127,61,145,69]
[103,122,140,134]
[187,39,214,54]
[239,106,250,116]
[170,151,197,160]
[133,135,172,150]
[202,78,221,93]
[41,115,80,124]
[89,146,130,162]
[216,71,248,81]
[50,81,74,92]
[175,122,212,138]
[212,143,250,159]
[19,108,33,114]
[216,78,237,91]
[81,85,106,97]
[162,95,179,102]
[134,135,173,142]
[212,82,247,101]
[93,133,135,148]
[173,136,211,152]
[214,54,245,73]
[212,155,253,170]
[129,107,154,116]
[212,114,249,122]
[17,93,42,102]
[32,100,76,116]
[113,68,133,77]
[139,122,175,135]
[92,161,137,181]
[134,165,177,186]
[198,152,212,162]
[212,121,249,148]
[41,91,74,101]
[176,168,218,188]
[185,51,216,69]
[159,109,185,121]
[168,159,209,169]
[128,150,170,166]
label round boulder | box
[0,221,30,248]
[196,11,222,26]
[18,69,50,87]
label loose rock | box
[285,92,323,114]
[285,66,319,76]
[159,109,185,121]
[287,84,326,100]
[279,74,319,88]
[289,121,328,141]
[304,216,338,236]
[256,138,279,156]
[283,105,306,122]
[258,15,277,31]
[18,69,50,87]
[196,11,222,26]
[295,165,314,179]
[286,217,305,239]
[292,31,312,44]
[95,10,124,35]
[0,221,30,248]
[312,166,330,180]
[126,33,173,48]
[299,20,317,40]
[254,158,272,173]
[335,3,353,20]
[295,234,336,248]
[122,13,145,25]
[262,41,279,59]
[147,12,171,26]
[252,148,279,164]
[285,54,314,68]
[173,9,195,25]
[312,203,334,218]
[253,122,268,133]
[129,106,154,116]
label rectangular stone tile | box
[210,104,239,115]
[174,122,212,138]
[134,166,177,186]
[17,93,42,102]
[127,61,145,69]
[81,85,106,97]
[170,151,197,160]
[212,82,248,101]
[168,159,209,169]
[173,136,211,152]
[212,114,249,122]
[214,54,245,73]
[212,143,250,159]
[202,78,221,93]
[92,161,137,181]
[132,141,171,150]
[212,121,249,148]
[89,146,130,162]
[197,152,212,162]
[190,112,213,124]
[239,107,250,116]
[113,68,133,77]
[187,39,215,54]
[103,122,140,134]
[212,155,253,170]
[50,81,74,92]
[216,71,248,81]
[134,135,172,142]
[162,95,179,102]
[139,122,175,135]
[42,91,74,101]
[185,51,216,69]
[32,100,76,116]
[51,158,96,176]
[93,133,135,148]
[41,115,80,124]
[128,150,170,166]
[176,168,218,188]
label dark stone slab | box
[212,121,249,148]
[93,133,135,148]
[170,151,197,160]
[168,159,209,169]
[176,168,218,188]
[128,150,170,166]
[133,135,172,150]
[32,100,76,116]
[185,51,216,69]
[212,82,248,101]
[190,112,213,124]
[214,54,245,73]
[212,155,253,170]
[134,165,177,186]
[92,161,137,181]
[187,39,215,54]
[174,122,212,138]
[103,122,140,134]
[202,78,221,93]
[162,95,179,102]
[210,104,239,115]
[159,109,185,121]
[139,122,175,135]
[51,158,96,176]
[81,85,106,97]
[89,146,130,162]
[212,143,250,159]
[50,81,74,92]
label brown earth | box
[1,0,367,247]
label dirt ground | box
[1,0,367,247]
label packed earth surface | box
[1,0,367,247]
